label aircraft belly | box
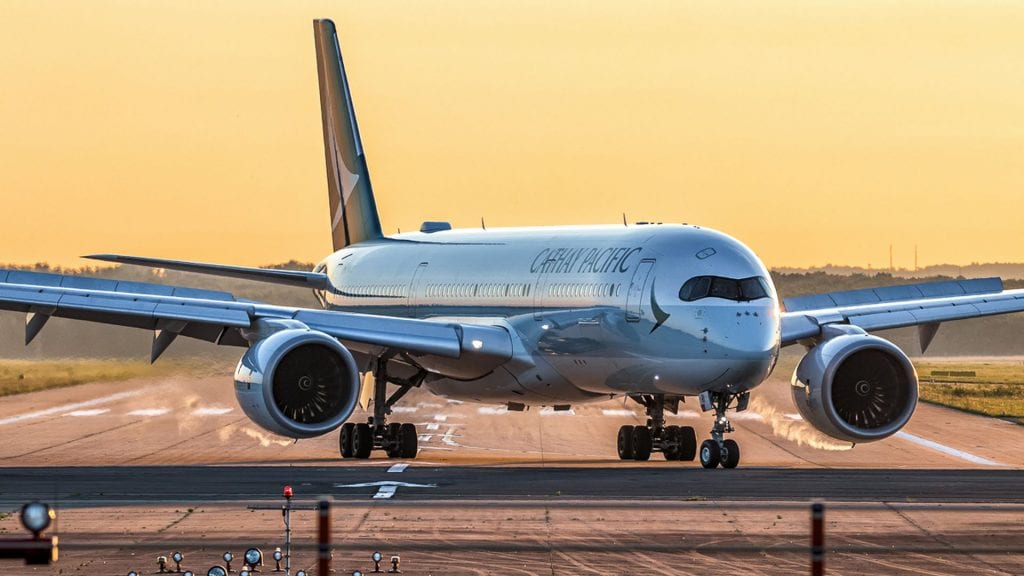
[422,366,599,404]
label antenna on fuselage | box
[622,213,628,226]
[481,217,486,230]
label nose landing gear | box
[697,390,748,469]
[615,395,697,462]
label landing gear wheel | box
[384,423,403,458]
[632,426,652,461]
[399,423,418,458]
[352,423,373,459]
[339,422,355,458]
[721,439,740,469]
[662,425,680,461]
[679,426,697,461]
[699,439,721,469]
[617,425,635,460]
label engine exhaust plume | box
[748,397,854,451]
[217,423,292,447]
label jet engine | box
[234,328,360,439]
[791,327,918,443]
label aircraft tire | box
[339,423,355,458]
[632,426,652,461]
[721,439,740,469]
[662,425,680,460]
[352,423,373,459]
[617,425,635,460]
[385,423,403,458]
[699,439,721,469]
[679,426,698,461]
[399,423,418,458]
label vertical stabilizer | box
[313,19,383,250]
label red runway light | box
[283,485,293,498]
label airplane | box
[3,19,1024,468]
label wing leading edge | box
[84,254,329,290]
[780,277,1024,350]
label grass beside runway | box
[0,359,217,397]
[915,360,1024,425]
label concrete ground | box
[0,364,1022,574]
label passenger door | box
[625,259,655,322]
[407,262,429,317]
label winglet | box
[313,19,383,250]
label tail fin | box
[313,19,383,250]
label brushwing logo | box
[328,118,360,234]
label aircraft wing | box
[0,269,512,367]
[84,254,330,290]
[780,277,1024,350]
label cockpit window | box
[679,276,770,302]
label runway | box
[1,366,1023,574]
[1,466,1022,506]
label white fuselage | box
[315,224,781,405]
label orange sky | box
[2,1,1022,269]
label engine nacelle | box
[234,328,360,439]
[791,327,918,443]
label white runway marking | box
[193,407,233,416]
[64,408,110,417]
[335,480,437,500]
[433,414,448,422]
[387,463,409,473]
[667,410,700,419]
[785,413,803,421]
[391,406,417,414]
[441,427,461,446]
[426,423,440,431]
[0,390,143,426]
[478,406,509,415]
[895,432,1004,467]
[601,409,636,417]
[127,408,170,417]
[374,485,397,499]
[540,407,576,416]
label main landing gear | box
[697,390,748,469]
[339,354,425,460]
[616,394,698,462]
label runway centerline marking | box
[540,407,576,416]
[335,480,437,500]
[387,463,408,473]
[895,431,1004,467]
[127,408,170,417]
[601,409,636,417]
[64,409,110,417]
[0,389,144,426]
[374,485,397,499]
